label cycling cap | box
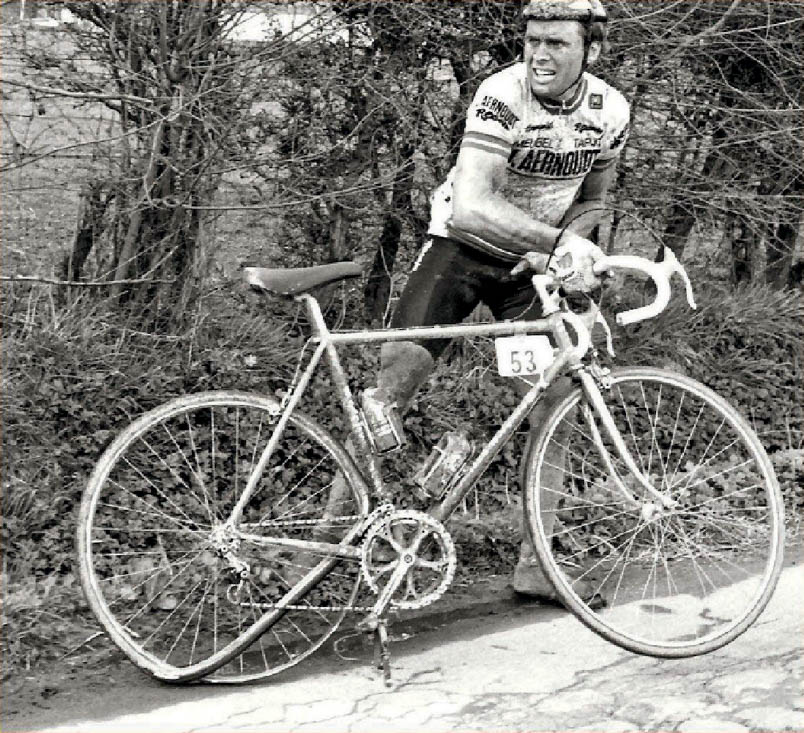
[522,0,607,24]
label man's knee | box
[376,340,435,411]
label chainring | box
[360,509,457,610]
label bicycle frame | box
[231,288,670,574]
[230,292,584,535]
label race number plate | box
[494,335,555,377]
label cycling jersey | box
[428,63,630,261]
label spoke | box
[570,515,646,586]
[184,411,218,524]
[142,578,207,653]
[245,583,271,673]
[210,407,218,505]
[269,456,331,521]
[659,518,722,594]
[616,383,649,477]
[165,581,211,662]
[642,382,662,477]
[102,478,208,535]
[96,497,197,528]
[120,451,202,531]
[234,407,241,509]
[602,519,645,605]
[188,578,212,666]
[99,545,202,588]
[673,460,759,500]
[667,401,707,488]
[111,549,211,626]
[661,389,687,491]
[284,613,315,646]
[662,517,756,584]
[270,622,295,663]
[666,436,745,492]
[162,420,216,526]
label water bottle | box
[414,431,473,499]
[360,388,405,454]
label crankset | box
[355,509,457,686]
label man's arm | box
[450,145,565,257]
[559,165,616,239]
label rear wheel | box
[525,368,784,657]
[77,391,369,683]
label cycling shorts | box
[391,236,543,359]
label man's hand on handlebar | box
[512,231,606,294]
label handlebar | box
[592,247,697,326]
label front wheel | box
[77,391,369,683]
[524,368,784,658]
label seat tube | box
[303,296,390,503]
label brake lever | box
[596,311,615,357]
[531,274,562,316]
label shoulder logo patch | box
[476,95,519,131]
[589,94,603,110]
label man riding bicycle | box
[365,0,630,601]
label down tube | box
[430,353,570,524]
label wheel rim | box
[79,393,368,682]
[527,369,784,657]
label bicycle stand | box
[356,612,394,687]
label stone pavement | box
[18,564,804,733]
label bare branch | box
[1,79,152,106]
[1,275,175,287]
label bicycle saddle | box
[242,262,362,296]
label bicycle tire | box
[523,367,784,658]
[77,390,370,683]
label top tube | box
[321,316,564,346]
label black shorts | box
[391,236,542,359]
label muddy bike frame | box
[190,252,696,666]
[228,271,672,570]
[231,283,588,527]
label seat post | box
[298,293,331,341]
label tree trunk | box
[59,181,109,282]
[327,203,348,261]
[765,176,803,289]
[363,152,416,326]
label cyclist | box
[367,0,630,602]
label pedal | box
[355,612,377,634]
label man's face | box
[524,19,597,99]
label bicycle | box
[77,247,785,687]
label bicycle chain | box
[235,504,398,614]
[253,514,364,528]
[236,601,376,612]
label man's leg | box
[318,340,435,532]
[512,377,602,605]
[511,376,575,599]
